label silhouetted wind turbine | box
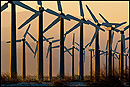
[64,33,81,79]
[88,46,94,81]
[18,1,47,80]
[42,1,70,79]
[99,13,127,80]
[1,1,38,79]
[6,24,35,80]
[26,32,54,58]
[85,4,106,81]
[64,1,105,80]
[124,49,129,76]
[117,27,129,80]
[43,37,60,81]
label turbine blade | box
[75,47,79,51]
[45,8,70,21]
[45,8,59,16]
[43,35,50,42]
[115,53,119,59]
[85,43,90,49]
[57,1,62,12]
[106,40,108,50]
[37,1,42,6]
[28,32,37,42]
[16,39,22,42]
[113,28,120,32]
[64,48,72,52]
[113,43,118,52]
[72,33,75,45]
[75,42,79,46]
[99,13,109,23]
[1,3,8,12]
[25,41,34,54]
[12,1,37,12]
[86,5,98,23]
[65,23,82,35]
[6,41,11,43]
[43,37,54,41]
[112,54,116,59]
[115,21,127,28]
[118,36,129,42]
[6,39,22,43]
[127,49,129,54]
[23,24,31,38]
[34,43,38,58]
[46,44,51,58]
[87,20,105,32]
[124,47,128,53]
[100,52,106,56]
[43,17,60,34]
[52,45,59,48]
[124,25,129,31]
[66,14,81,22]
[112,50,120,54]
[89,27,100,46]
[64,46,72,56]
[110,31,114,50]
[18,12,40,29]
[79,1,84,18]
[122,34,125,52]
[52,39,60,43]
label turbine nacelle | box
[39,7,44,13]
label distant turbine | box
[44,37,60,81]
[117,24,129,80]
[88,47,94,81]
[64,1,105,80]
[42,1,70,79]
[99,13,127,80]
[124,49,129,76]
[6,24,34,80]
[64,33,81,79]
[1,1,37,79]
[85,4,107,81]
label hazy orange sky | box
[1,1,129,24]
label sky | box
[1,1,129,24]
[1,1,129,76]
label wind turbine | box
[41,1,71,79]
[1,1,38,78]
[64,33,81,79]
[64,1,105,80]
[43,36,60,81]
[117,27,129,80]
[88,46,95,81]
[6,24,35,80]
[85,4,108,81]
[26,32,54,58]
[124,49,129,77]
[99,13,127,80]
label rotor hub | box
[39,7,44,13]
[111,27,115,30]
[49,42,52,44]
[81,18,86,21]
[97,23,101,26]
[120,31,124,34]
[22,39,25,41]
[60,12,65,16]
